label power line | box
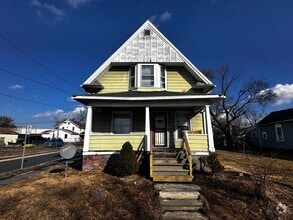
[0,33,83,93]
[0,92,72,110]
[0,67,72,95]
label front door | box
[153,113,167,147]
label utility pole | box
[21,125,32,169]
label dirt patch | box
[0,166,162,220]
[194,150,293,220]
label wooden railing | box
[183,131,193,177]
[149,131,154,178]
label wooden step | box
[153,171,189,176]
[153,152,177,158]
[161,199,203,212]
[152,175,193,183]
[162,211,207,220]
[153,159,181,166]
[153,165,186,172]
[152,147,180,152]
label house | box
[73,20,224,182]
[0,127,18,145]
[42,119,85,143]
[246,108,293,150]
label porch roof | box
[72,91,224,107]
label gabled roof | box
[82,20,214,87]
[258,108,293,125]
[57,119,85,129]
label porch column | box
[83,106,92,152]
[205,105,215,152]
[145,106,151,151]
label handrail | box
[183,131,193,177]
[149,131,154,178]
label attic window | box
[144,29,151,36]
[129,64,166,89]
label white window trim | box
[111,111,132,135]
[129,63,167,90]
[275,124,284,142]
[175,111,191,141]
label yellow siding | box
[191,113,204,133]
[188,135,208,152]
[89,135,144,151]
[99,71,129,93]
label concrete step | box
[160,191,200,200]
[153,175,194,183]
[155,183,202,192]
[161,199,203,211]
[162,211,207,220]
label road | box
[0,152,61,174]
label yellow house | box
[73,20,224,182]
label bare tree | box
[0,115,16,128]
[207,66,276,148]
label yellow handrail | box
[150,131,154,178]
[183,132,193,177]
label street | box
[0,152,61,174]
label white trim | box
[82,20,214,86]
[83,106,92,152]
[192,151,209,156]
[205,105,215,152]
[83,151,118,156]
[275,124,284,142]
[74,94,224,101]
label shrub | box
[106,142,138,177]
[206,153,224,174]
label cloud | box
[32,107,86,121]
[30,0,67,24]
[159,12,172,22]
[149,11,172,26]
[67,0,94,8]
[270,84,293,105]
[9,84,23,90]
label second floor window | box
[129,63,166,89]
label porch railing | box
[149,131,154,178]
[183,131,193,178]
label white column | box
[145,106,150,152]
[205,105,215,152]
[83,106,92,152]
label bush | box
[105,142,138,177]
[206,153,224,174]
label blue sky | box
[0,0,292,128]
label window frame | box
[112,111,132,134]
[175,111,191,140]
[261,132,267,139]
[275,124,284,142]
[129,63,167,89]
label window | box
[112,112,131,134]
[175,112,190,139]
[262,132,267,139]
[129,64,166,89]
[275,124,284,141]
[251,131,257,138]
[64,134,68,139]
[72,127,75,131]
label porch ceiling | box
[73,91,224,107]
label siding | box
[99,70,129,93]
[191,112,204,132]
[89,135,144,151]
[167,67,197,93]
[188,134,208,152]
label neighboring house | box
[0,127,18,145]
[73,20,224,181]
[42,119,85,143]
[246,108,293,150]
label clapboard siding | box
[89,135,144,151]
[99,71,129,93]
[191,112,204,132]
[188,135,208,151]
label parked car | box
[44,138,64,147]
